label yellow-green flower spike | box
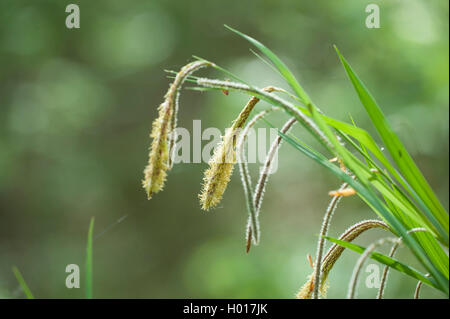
[143,61,210,199]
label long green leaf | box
[334,46,449,236]
[12,266,34,299]
[225,24,448,245]
[224,25,312,105]
[193,32,449,293]
[324,236,443,293]
[338,126,448,245]
[275,125,449,295]
[86,217,95,299]
[224,26,429,208]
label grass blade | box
[86,217,95,299]
[334,46,449,236]
[324,236,443,293]
[12,266,34,299]
[224,25,311,104]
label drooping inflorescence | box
[143,61,210,199]
[137,25,448,300]
[297,219,390,299]
[198,90,272,211]
[198,126,237,210]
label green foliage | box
[192,26,449,297]
[324,236,440,291]
[1,1,447,299]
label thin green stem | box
[312,182,348,299]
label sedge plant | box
[142,26,449,298]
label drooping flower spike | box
[297,220,389,299]
[143,61,210,199]
[199,90,265,210]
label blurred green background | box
[0,0,448,298]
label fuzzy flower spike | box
[199,92,265,210]
[297,220,389,299]
[143,61,210,199]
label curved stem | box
[297,219,390,299]
[196,78,333,151]
[347,237,398,299]
[250,117,297,239]
[168,61,211,168]
[414,274,429,299]
[312,182,348,299]
[377,227,428,299]
[376,241,401,299]
[237,107,278,247]
[321,220,390,276]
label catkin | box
[199,92,267,210]
[199,127,237,210]
[143,61,210,199]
